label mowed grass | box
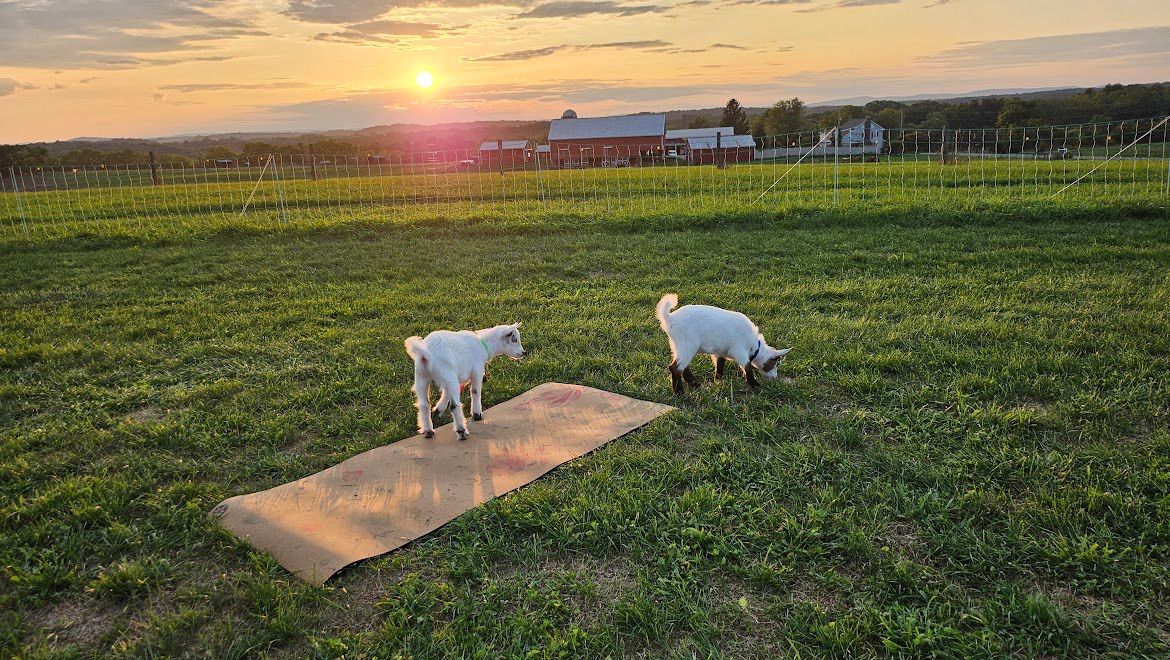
[5,158,1168,238]
[1,199,1169,657]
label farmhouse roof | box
[666,127,735,140]
[834,117,882,130]
[479,140,530,150]
[686,135,757,149]
[548,113,666,141]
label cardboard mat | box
[212,383,673,584]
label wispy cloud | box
[515,1,666,19]
[0,79,38,97]
[284,0,526,23]
[0,0,263,69]
[160,81,314,93]
[465,40,672,61]
[311,18,469,45]
[925,26,1170,67]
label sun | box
[415,71,434,88]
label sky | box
[1,0,1168,143]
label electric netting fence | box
[2,116,1167,238]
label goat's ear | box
[777,348,791,357]
[512,322,523,329]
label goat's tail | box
[656,293,679,331]
[404,336,428,364]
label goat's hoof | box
[423,430,434,439]
[456,430,468,441]
[473,413,483,421]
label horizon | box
[2,1,1168,143]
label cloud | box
[160,82,314,93]
[284,0,524,23]
[794,0,896,11]
[312,18,468,45]
[727,0,813,4]
[465,39,671,61]
[466,46,564,61]
[925,26,1170,67]
[515,1,666,19]
[0,78,38,96]
[710,43,748,50]
[0,0,263,69]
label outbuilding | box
[685,134,757,165]
[479,140,531,168]
[547,110,666,168]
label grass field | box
[4,158,1168,239]
[2,179,1169,656]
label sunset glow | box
[0,0,1167,143]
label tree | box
[687,115,714,129]
[756,97,806,138]
[203,146,238,161]
[720,98,751,135]
[873,108,903,131]
[241,141,281,156]
[0,144,49,180]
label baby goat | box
[404,323,525,440]
[656,294,790,394]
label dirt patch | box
[127,405,165,425]
[1044,584,1109,617]
[25,597,122,649]
[319,564,404,635]
[788,574,847,613]
[877,520,923,561]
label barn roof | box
[666,127,734,140]
[479,140,530,150]
[536,145,551,153]
[686,135,756,149]
[548,113,665,141]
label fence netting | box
[2,116,1167,238]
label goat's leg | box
[414,376,435,438]
[712,356,727,382]
[440,379,469,440]
[669,348,697,395]
[471,371,485,421]
[740,364,760,390]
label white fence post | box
[10,166,29,238]
[271,154,288,225]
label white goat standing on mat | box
[404,323,525,440]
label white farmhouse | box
[820,118,884,151]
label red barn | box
[479,140,531,168]
[686,134,756,165]
[547,110,665,168]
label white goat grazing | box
[656,294,790,394]
[404,323,525,440]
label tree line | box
[3,83,1167,170]
[679,83,1170,139]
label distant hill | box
[809,87,1089,108]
